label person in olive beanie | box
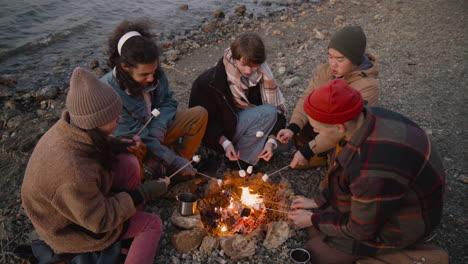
[22,67,169,263]
[277,25,379,169]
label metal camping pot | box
[289,248,311,264]
[176,193,198,216]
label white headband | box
[117,31,142,56]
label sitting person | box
[21,68,170,264]
[189,32,287,166]
[277,26,379,169]
[101,20,208,181]
[288,80,446,263]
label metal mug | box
[289,248,311,264]
[176,193,198,216]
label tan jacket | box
[290,54,379,153]
[21,112,136,254]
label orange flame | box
[240,187,262,208]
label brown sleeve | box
[289,64,331,129]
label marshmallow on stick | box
[217,179,223,186]
[256,131,264,137]
[239,170,246,177]
[247,166,253,174]
[262,174,269,182]
[136,108,160,136]
[192,155,201,163]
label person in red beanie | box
[277,26,379,169]
[288,79,446,263]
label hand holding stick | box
[136,109,160,136]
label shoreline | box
[1,0,466,263]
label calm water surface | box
[0,0,291,89]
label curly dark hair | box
[230,33,266,66]
[107,20,161,96]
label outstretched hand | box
[291,196,318,210]
[290,150,307,168]
[276,128,294,143]
[258,141,274,161]
[224,143,240,161]
[288,209,313,229]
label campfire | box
[198,170,287,237]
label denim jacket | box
[101,70,179,166]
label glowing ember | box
[220,225,227,232]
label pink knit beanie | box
[303,79,363,124]
[66,67,122,129]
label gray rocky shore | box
[0,0,466,263]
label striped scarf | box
[223,48,287,114]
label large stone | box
[220,235,257,260]
[199,236,219,254]
[170,209,201,230]
[35,85,58,100]
[263,221,290,249]
[170,228,206,254]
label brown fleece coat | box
[21,112,136,254]
[290,54,379,154]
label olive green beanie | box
[328,26,367,65]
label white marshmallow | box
[192,155,201,163]
[217,179,223,186]
[262,174,269,182]
[239,170,246,177]
[256,131,264,137]
[151,108,160,117]
[253,204,261,210]
[247,166,253,174]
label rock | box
[170,228,206,253]
[202,22,217,32]
[461,176,468,184]
[199,236,219,254]
[263,221,290,249]
[88,60,99,69]
[283,77,300,87]
[220,235,257,260]
[214,10,225,19]
[0,76,17,87]
[0,85,13,98]
[35,85,58,101]
[334,15,345,25]
[314,28,325,40]
[170,209,201,230]
[234,5,247,16]
[278,66,286,75]
[163,50,181,62]
[272,30,283,35]
[7,115,24,129]
[179,4,188,10]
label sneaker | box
[294,154,328,170]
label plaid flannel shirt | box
[312,107,445,256]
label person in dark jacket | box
[189,33,287,165]
[288,79,445,263]
[102,20,208,181]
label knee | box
[190,106,208,120]
[258,104,278,122]
[149,214,163,232]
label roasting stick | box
[168,155,201,179]
[267,164,291,177]
[236,160,243,170]
[136,109,160,136]
[265,207,289,214]
[195,171,217,180]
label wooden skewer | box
[136,116,154,136]
[168,160,193,179]
[236,160,243,170]
[268,164,291,177]
[265,207,289,214]
[196,171,217,180]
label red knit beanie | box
[303,79,363,124]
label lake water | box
[0,0,292,90]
